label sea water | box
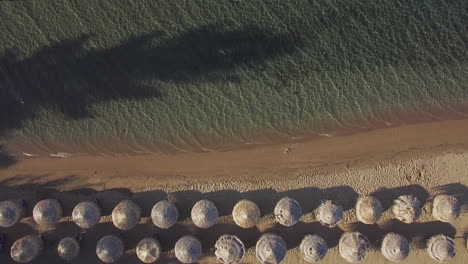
[0,0,467,155]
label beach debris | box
[392,195,421,223]
[96,235,124,263]
[33,199,62,226]
[356,196,382,224]
[256,233,287,264]
[232,199,261,228]
[426,234,455,262]
[136,237,161,263]
[111,200,141,230]
[215,234,245,264]
[57,236,80,262]
[339,232,370,263]
[274,197,302,226]
[432,195,460,223]
[283,147,292,154]
[0,200,25,228]
[316,200,343,228]
[175,235,202,264]
[72,201,102,229]
[151,200,179,229]
[300,234,328,262]
[10,235,44,263]
[381,233,409,262]
[191,199,218,228]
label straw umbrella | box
[232,199,261,228]
[427,234,455,262]
[191,199,218,228]
[381,233,409,262]
[432,195,461,223]
[339,232,370,263]
[300,234,328,262]
[136,237,161,263]
[316,200,343,228]
[33,199,62,226]
[215,234,245,264]
[256,233,287,264]
[175,235,202,264]
[96,235,124,263]
[151,200,178,229]
[111,200,141,230]
[274,197,302,226]
[392,195,421,223]
[10,235,44,263]
[72,201,102,229]
[356,196,382,224]
[57,236,80,262]
[0,200,25,228]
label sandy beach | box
[0,119,467,263]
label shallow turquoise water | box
[0,0,467,154]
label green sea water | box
[0,0,467,155]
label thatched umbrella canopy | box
[432,195,461,223]
[57,237,80,262]
[215,234,245,264]
[427,234,455,262]
[33,199,62,226]
[175,235,202,264]
[151,200,178,229]
[72,201,102,229]
[111,200,141,230]
[256,233,287,264]
[10,235,44,263]
[381,233,409,262]
[191,199,218,229]
[356,196,382,224]
[96,235,124,263]
[136,237,161,263]
[300,234,328,262]
[232,199,261,228]
[274,197,302,226]
[392,195,421,223]
[0,200,25,228]
[339,232,370,263]
[316,200,343,228]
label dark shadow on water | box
[0,24,298,161]
[0,146,16,168]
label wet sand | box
[0,119,467,263]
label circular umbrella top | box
[339,232,370,263]
[191,199,218,229]
[96,235,124,263]
[111,200,141,230]
[151,200,178,229]
[274,197,302,227]
[57,237,80,262]
[33,199,62,226]
[175,235,202,264]
[392,195,421,224]
[356,196,382,224]
[432,195,460,223]
[136,237,161,264]
[256,233,287,264]
[316,200,343,228]
[381,233,409,262]
[10,235,44,263]
[215,234,245,264]
[300,234,328,263]
[0,200,25,228]
[232,199,261,228]
[426,234,455,262]
[72,201,102,229]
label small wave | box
[318,133,334,137]
[49,152,72,158]
[22,153,39,157]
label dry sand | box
[0,119,467,263]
